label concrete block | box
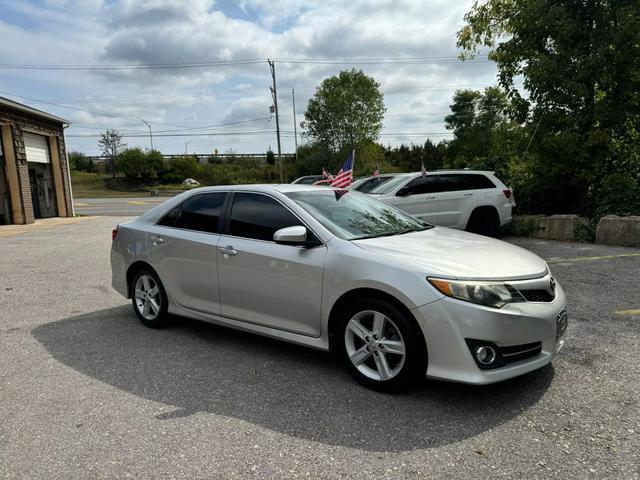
[596,215,640,247]
[545,215,589,241]
[511,214,589,241]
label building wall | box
[0,107,72,224]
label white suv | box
[368,170,514,234]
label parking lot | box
[1,216,639,479]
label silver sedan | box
[111,184,567,391]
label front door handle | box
[463,193,473,196]
[219,246,238,256]
[150,235,164,244]
[425,195,436,200]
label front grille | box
[520,289,555,302]
[501,341,542,364]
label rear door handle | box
[425,195,436,200]
[463,193,473,196]
[219,246,238,256]
[150,235,164,244]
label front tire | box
[337,298,426,392]
[130,268,170,328]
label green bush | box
[160,172,183,185]
[68,151,96,173]
[164,155,199,180]
[594,174,640,220]
[574,222,595,243]
[116,148,164,179]
[116,148,146,178]
[266,148,275,166]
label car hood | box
[353,227,548,281]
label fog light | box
[475,346,497,365]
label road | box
[74,197,169,216]
[1,217,638,478]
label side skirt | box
[167,303,330,351]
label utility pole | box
[292,88,298,162]
[138,117,153,150]
[185,138,195,155]
[268,59,283,182]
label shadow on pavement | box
[32,306,554,452]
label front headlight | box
[428,277,525,308]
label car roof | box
[357,173,398,179]
[396,170,495,178]
[434,169,494,174]
[179,183,328,194]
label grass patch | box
[71,171,151,198]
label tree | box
[116,148,164,179]
[116,148,146,179]
[302,69,385,153]
[146,149,165,177]
[98,129,126,178]
[266,147,275,166]
[68,151,95,172]
[457,0,640,214]
[443,87,521,175]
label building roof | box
[0,96,69,124]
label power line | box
[273,56,489,65]
[0,59,265,71]
[67,130,452,139]
[66,130,280,138]
[0,55,489,71]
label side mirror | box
[273,225,307,245]
[396,186,410,196]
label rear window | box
[464,174,496,190]
[157,192,227,234]
[435,174,496,192]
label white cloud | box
[0,0,498,155]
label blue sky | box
[0,0,498,155]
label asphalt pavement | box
[1,217,638,479]
[74,197,168,216]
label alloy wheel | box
[344,310,406,381]
[134,274,161,321]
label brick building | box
[0,96,73,225]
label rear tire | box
[466,207,500,236]
[130,268,171,328]
[336,297,426,392]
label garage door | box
[23,132,50,163]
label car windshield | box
[368,174,413,195]
[351,175,396,193]
[285,189,431,240]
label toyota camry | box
[111,184,567,391]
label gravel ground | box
[1,217,638,479]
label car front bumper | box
[411,280,567,384]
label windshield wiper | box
[353,225,433,240]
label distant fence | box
[86,153,295,164]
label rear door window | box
[437,174,469,192]
[158,192,227,234]
[157,205,180,227]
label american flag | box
[421,160,427,177]
[333,189,349,201]
[322,167,334,181]
[330,151,355,188]
[373,163,380,177]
